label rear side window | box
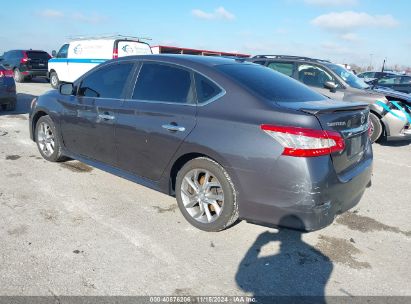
[217,64,325,102]
[195,73,222,103]
[26,51,50,60]
[133,63,194,104]
[400,77,411,84]
[267,62,294,77]
[78,63,134,99]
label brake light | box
[261,125,345,157]
[21,51,28,63]
[0,70,14,77]
[112,48,118,59]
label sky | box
[1,0,410,69]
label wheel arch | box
[369,109,387,137]
[169,152,214,195]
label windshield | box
[326,63,369,90]
[217,63,326,102]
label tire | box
[50,71,59,89]
[35,115,67,162]
[13,69,24,83]
[175,157,239,232]
[369,112,383,143]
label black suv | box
[0,50,50,82]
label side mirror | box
[59,83,74,95]
[51,50,57,57]
[324,81,338,92]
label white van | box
[48,37,152,88]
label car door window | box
[57,44,69,59]
[78,63,134,98]
[195,73,223,103]
[298,64,334,87]
[400,77,411,84]
[267,62,294,77]
[378,77,399,85]
[132,62,194,104]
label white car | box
[48,37,152,88]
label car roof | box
[116,54,251,67]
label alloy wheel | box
[181,169,224,223]
[37,122,55,157]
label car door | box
[59,61,135,165]
[297,63,345,100]
[115,61,197,181]
[52,44,70,81]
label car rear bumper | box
[235,145,373,231]
[23,69,48,77]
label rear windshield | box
[26,51,50,60]
[217,63,326,102]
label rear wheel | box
[50,71,59,89]
[176,157,238,232]
[13,69,24,83]
[369,112,383,143]
[35,115,66,162]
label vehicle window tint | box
[57,44,69,59]
[298,64,333,87]
[217,64,326,102]
[252,61,266,66]
[378,77,399,85]
[267,62,294,77]
[133,63,194,104]
[400,77,411,84]
[195,73,222,103]
[27,51,50,60]
[78,63,133,99]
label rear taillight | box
[112,48,118,59]
[261,125,345,157]
[20,51,29,63]
[0,70,14,77]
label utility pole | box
[381,57,387,72]
[369,53,374,71]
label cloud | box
[311,11,399,31]
[38,9,64,18]
[71,12,107,24]
[304,0,358,6]
[340,32,359,42]
[192,7,235,20]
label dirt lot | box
[0,79,410,297]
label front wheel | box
[35,115,67,162]
[50,71,59,89]
[369,113,383,143]
[176,157,239,232]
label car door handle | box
[162,124,186,132]
[98,113,115,120]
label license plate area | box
[348,134,364,158]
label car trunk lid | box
[26,51,50,70]
[277,100,370,174]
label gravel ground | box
[0,79,410,298]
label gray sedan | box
[29,55,372,232]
